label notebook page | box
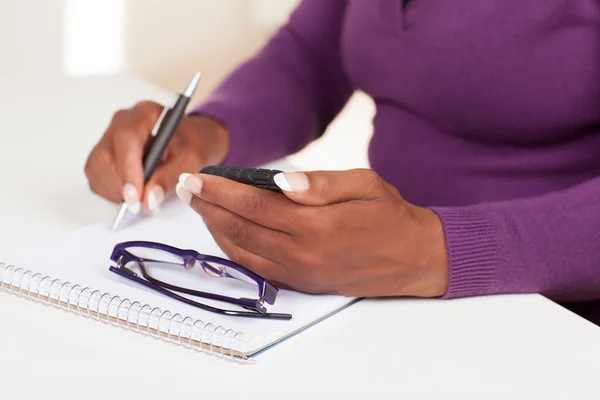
[2,197,355,355]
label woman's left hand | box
[177,168,449,297]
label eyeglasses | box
[108,241,292,320]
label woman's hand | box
[84,100,229,213]
[177,168,449,298]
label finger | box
[112,101,163,211]
[273,169,388,206]
[207,228,287,286]
[147,150,201,197]
[143,150,202,213]
[187,191,291,264]
[91,164,121,202]
[187,173,299,232]
[84,145,122,202]
[112,133,145,213]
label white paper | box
[3,197,355,355]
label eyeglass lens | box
[123,246,260,305]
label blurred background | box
[0,0,374,170]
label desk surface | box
[1,73,599,400]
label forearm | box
[430,177,600,302]
[191,0,353,167]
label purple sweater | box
[193,0,600,322]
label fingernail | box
[122,183,141,215]
[179,173,203,195]
[147,186,165,213]
[274,172,309,192]
[176,183,192,205]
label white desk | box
[1,73,599,400]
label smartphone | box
[198,165,283,193]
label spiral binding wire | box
[0,263,249,362]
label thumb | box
[273,169,386,206]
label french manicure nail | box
[179,173,203,195]
[122,183,141,215]
[147,186,165,213]
[274,172,309,192]
[176,183,192,205]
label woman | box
[84,1,600,323]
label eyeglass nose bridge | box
[183,257,196,270]
[182,256,228,278]
[182,258,220,278]
[199,261,227,277]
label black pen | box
[111,72,201,230]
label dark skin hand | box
[86,100,448,298]
[84,100,229,213]
[176,169,449,298]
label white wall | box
[122,1,258,101]
[0,0,298,85]
[121,0,301,102]
[253,0,300,32]
[0,0,65,75]
[0,0,372,170]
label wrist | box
[408,205,449,297]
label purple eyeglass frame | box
[108,241,292,320]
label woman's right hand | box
[84,100,229,214]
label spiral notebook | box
[0,199,357,361]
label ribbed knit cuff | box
[429,207,499,299]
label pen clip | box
[150,105,170,137]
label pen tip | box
[182,72,201,98]
[111,203,128,231]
